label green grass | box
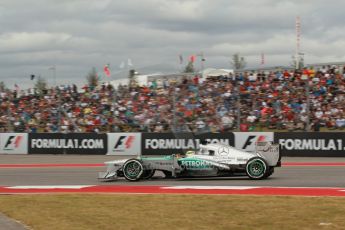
[0,194,345,230]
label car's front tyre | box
[123,159,144,181]
[246,157,268,180]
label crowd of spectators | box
[1,64,345,133]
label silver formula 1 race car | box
[98,141,281,181]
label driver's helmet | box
[186,150,195,156]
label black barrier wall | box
[142,132,235,155]
[28,133,107,155]
[20,132,345,156]
[274,132,345,157]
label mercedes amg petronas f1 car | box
[98,141,281,181]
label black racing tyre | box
[263,167,274,179]
[163,171,173,178]
[141,170,156,179]
[123,159,144,181]
[117,170,124,177]
[246,157,268,180]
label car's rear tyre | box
[263,167,274,179]
[123,159,144,181]
[246,157,268,180]
[141,170,156,179]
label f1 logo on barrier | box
[3,135,23,150]
[114,136,135,151]
[107,133,141,155]
[234,132,274,152]
[242,135,267,149]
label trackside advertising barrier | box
[107,133,141,155]
[274,132,345,157]
[0,133,28,154]
[28,133,107,155]
[142,132,235,155]
[2,132,345,156]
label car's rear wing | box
[255,142,281,167]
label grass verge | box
[0,194,344,230]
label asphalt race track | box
[1,155,345,188]
[2,155,345,229]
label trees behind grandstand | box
[231,53,246,70]
[291,54,305,70]
[183,61,195,73]
[0,81,6,92]
[34,76,47,96]
[86,67,99,89]
[128,69,138,88]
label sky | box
[1,0,345,89]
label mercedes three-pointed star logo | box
[218,147,229,155]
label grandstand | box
[1,62,345,133]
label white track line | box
[5,185,93,189]
[161,186,259,190]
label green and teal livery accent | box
[178,158,213,170]
[140,156,173,161]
